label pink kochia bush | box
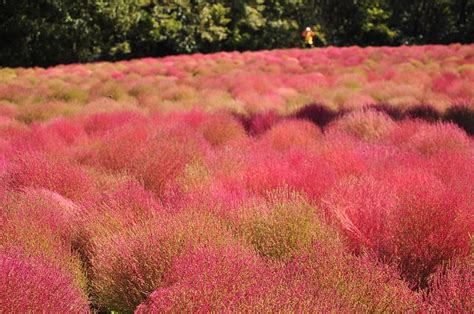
[0,189,88,290]
[425,259,474,312]
[1,109,473,311]
[6,152,95,203]
[89,208,236,312]
[278,243,423,312]
[135,245,272,313]
[199,112,247,146]
[322,176,395,255]
[323,167,473,288]
[85,120,209,198]
[0,251,89,313]
[259,119,322,151]
[326,110,396,142]
[387,170,472,287]
[244,148,336,203]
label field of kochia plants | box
[0,44,473,312]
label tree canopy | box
[1,0,473,67]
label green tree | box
[388,0,460,44]
[360,1,397,45]
[0,0,101,66]
[145,0,231,54]
[448,0,474,43]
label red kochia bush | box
[73,179,163,265]
[432,71,459,93]
[428,151,474,206]
[323,169,472,288]
[138,233,422,312]
[199,112,247,146]
[88,122,151,172]
[319,135,367,178]
[280,244,423,312]
[0,118,29,142]
[425,260,474,312]
[88,121,208,198]
[2,188,82,246]
[244,147,336,202]
[388,170,472,287]
[322,176,395,255]
[259,119,322,151]
[405,122,471,156]
[81,111,146,136]
[136,245,270,313]
[129,127,208,198]
[43,118,87,145]
[0,251,89,313]
[89,209,235,312]
[5,124,75,157]
[284,150,337,202]
[327,110,395,142]
[0,188,88,292]
[7,152,96,202]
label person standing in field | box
[302,27,316,48]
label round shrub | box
[387,170,472,287]
[327,110,395,142]
[406,122,472,156]
[200,113,247,146]
[425,259,473,312]
[281,245,423,312]
[231,193,323,260]
[81,111,147,136]
[322,176,396,255]
[260,119,322,151]
[366,103,403,120]
[136,245,273,313]
[7,152,96,202]
[244,148,336,202]
[0,189,87,291]
[0,251,89,313]
[323,169,473,288]
[89,209,235,312]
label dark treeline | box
[1,0,473,67]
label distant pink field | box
[0,45,473,312]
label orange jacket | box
[301,30,316,45]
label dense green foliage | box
[1,0,473,67]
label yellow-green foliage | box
[330,110,395,142]
[89,208,237,312]
[234,192,324,260]
[0,190,88,292]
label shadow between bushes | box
[233,103,474,137]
